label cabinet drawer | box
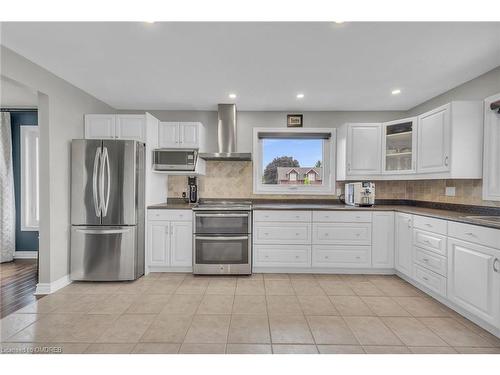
[254,222,311,244]
[313,211,372,223]
[253,245,311,268]
[312,245,371,268]
[414,247,447,276]
[413,229,447,256]
[448,221,500,249]
[413,215,447,235]
[313,223,371,245]
[148,209,192,222]
[254,210,311,222]
[413,264,447,297]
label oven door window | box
[195,212,249,234]
[195,236,249,264]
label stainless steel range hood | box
[199,104,252,161]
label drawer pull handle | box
[295,255,300,259]
[494,258,500,273]
[355,256,361,260]
[423,258,429,262]
[425,223,433,227]
[324,233,329,236]
[355,233,360,237]
[356,216,361,219]
[325,256,329,259]
[465,232,477,237]
[264,233,269,236]
[423,239,431,244]
[423,277,429,281]
[295,215,300,218]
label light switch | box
[445,187,456,197]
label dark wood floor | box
[1,259,38,318]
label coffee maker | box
[188,177,198,203]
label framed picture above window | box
[253,127,336,195]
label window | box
[20,126,39,231]
[253,128,336,194]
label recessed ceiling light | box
[228,93,237,99]
[296,93,305,99]
[391,89,401,95]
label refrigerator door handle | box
[92,147,102,217]
[75,228,132,235]
[102,147,111,217]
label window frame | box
[253,127,336,195]
[20,125,39,231]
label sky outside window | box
[262,138,323,167]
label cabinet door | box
[85,114,115,139]
[483,94,500,201]
[372,212,395,268]
[158,122,179,148]
[147,221,170,266]
[115,115,146,141]
[346,123,382,175]
[417,104,451,173]
[179,122,199,148]
[382,117,417,174]
[448,239,500,326]
[395,213,413,276]
[170,221,193,267]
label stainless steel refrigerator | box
[70,139,145,281]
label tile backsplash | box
[167,161,500,207]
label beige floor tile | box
[132,343,180,354]
[291,279,326,296]
[344,316,403,346]
[0,342,89,354]
[317,345,365,354]
[157,273,188,280]
[228,315,270,344]
[235,279,265,295]
[318,281,355,296]
[363,346,410,354]
[14,297,59,314]
[125,294,171,314]
[393,296,451,317]
[273,344,318,354]
[206,278,237,295]
[267,295,303,315]
[361,296,411,317]
[196,295,234,315]
[418,318,495,347]
[145,279,183,294]
[0,313,39,341]
[51,294,109,314]
[382,317,448,347]
[159,294,203,315]
[297,295,338,315]
[408,346,458,354]
[179,343,226,354]
[85,343,135,354]
[329,295,374,316]
[87,294,138,314]
[265,279,295,295]
[232,295,267,315]
[96,314,155,343]
[288,274,316,280]
[350,282,385,296]
[307,316,359,345]
[175,278,209,295]
[226,344,272,354]
[269,315,314,344]
[115,280,155,294]
[450,315,500,347]
[184,315,231,344]
[140,314,193,343]
[263,273,290,280]
[454,347,500,354]
[81,282,124,295]
[376,281,422,297]
[57,282,92,294]
[55,314,118,343]
[338,275,371,283]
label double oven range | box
[192,201,252,275]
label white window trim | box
[253,127,336,195]
[20,125,39,231]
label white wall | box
[1,46,115,286]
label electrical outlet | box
[445,187,456,197]
[336,188,342,196]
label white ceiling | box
[0,76,38,108]
[1,22,500,111]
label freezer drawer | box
[71,226,143,281]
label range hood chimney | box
[199,104,252,161]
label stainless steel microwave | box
[153,149,198,171]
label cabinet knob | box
[355,233,360,237]
[465,232,477,238]
[295,255,300,259]
[423,258,429,262]
[325,256,329,259]
[423,277,429,281]
[493,258,500,273]
[355,256,361,260]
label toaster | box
[345,182,375,207]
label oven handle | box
[195,213,249,218]
[194,235,250,241]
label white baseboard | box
[14,251,38,259]
[35,274,71,295]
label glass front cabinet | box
[382,117,417,174]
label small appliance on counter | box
[345,182,375,207]
[188,176,198,203]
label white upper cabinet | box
[395,212,413,277]
[85,114,146,142]
[483,93,500,201]
[158,121,202,149]
[417,104,451,174]
[84,114,116,139]
[345,123,382,176]
[382,117,417,174]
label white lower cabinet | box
[254,245,311,268]
[312,245,371,268]
[312,223,371,245]
[413,263,447,297]
[447,238,500,326]
[148,221,170,266]
[372,211,394,268]
[170,221,193,267]
[395,212,413,277]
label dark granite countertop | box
[148,199,500,229]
